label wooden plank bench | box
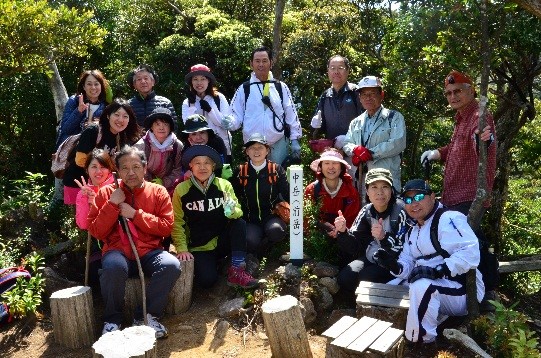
[322,315,405,357]
[355,281,410,330]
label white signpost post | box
[288,165,303,266]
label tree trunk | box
[512,0,541,18]
[271,0,286,80]
[46,58,68,125]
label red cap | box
[444,70,473,87]
[190,64,211,73]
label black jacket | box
[128,91,178,130]
[232,160,289,225]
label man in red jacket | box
[88,145,180,338]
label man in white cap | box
[343,76,406,198]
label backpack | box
[238,161,278,186]
[415,207,500,290]
[212,95,221,111]
[243,80,284,107]
[364,200,405,238]
[51,127,102,179]
[0,267,31,324]
[242,80,290,137]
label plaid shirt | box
[438,100,496,207]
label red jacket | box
[88,181,174,259]
[305,173,360,228]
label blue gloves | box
[223,193,236,218]
[291,139,301,158]
[221,115,234,130]
[408,264,450,283]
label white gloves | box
[221,115,234,130]
[223,193,236,218]
[334,135,346,149]
[420,149,441,164]
[310,110,322,129]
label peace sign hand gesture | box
[74,176,96,204]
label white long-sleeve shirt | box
[229,72,302,145]
[181,92,232,155]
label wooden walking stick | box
[113,172,148,325]
[84,231,91,287]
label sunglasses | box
[403,193,427,204]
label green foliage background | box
[0,0,540,295]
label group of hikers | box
[51,45,497,346]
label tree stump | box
[125,259,194,320]
[50,285,95,348]
[166,259,194,314]
[262,295,313,358]
[92,325,157,358]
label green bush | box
[500,178,541,294]
[472,300,540,358]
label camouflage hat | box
[365,168,393,187]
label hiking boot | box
[133,313,168,339]
[102,322,120,336]
[227,264,259,289]
[480,290,497,312]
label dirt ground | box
[1,260,540,358]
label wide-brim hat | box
[243,132,268,149]
[310,149,351,172]
[184,64,216,86]
[365,168,393,187]
[181,145,223,171]
[182,114,213,134]
[144,107,175,130]
[401,179,432,196]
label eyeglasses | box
[328,66,346,71]
[403,193,426,204]
[443,85,470,97]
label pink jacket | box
[75,174,114,229]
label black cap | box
[401,179,432,196]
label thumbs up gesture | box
[334,210,347,233]
[372,218,386,241]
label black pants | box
[191,218,247,288]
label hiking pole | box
[84,231,91,287]
[423,158,432,185]
[112,172,148,325]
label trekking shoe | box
[102,322,120,336]
[480,290,497,312]
[227,264,259,289]
[133,313,168,339]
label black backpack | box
[242,80,289,137]
[415,207,500,290]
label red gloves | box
[352,145,372,166]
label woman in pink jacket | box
[74,149,115,285]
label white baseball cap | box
[357,76,383,89]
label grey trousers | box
[100,249,181,324]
